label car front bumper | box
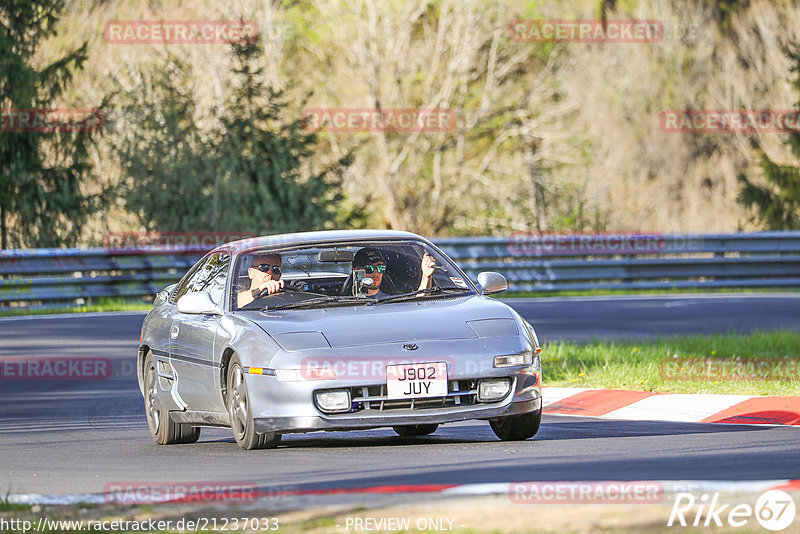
[253,396,541,433]
[248,366,541,433]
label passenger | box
[237,253,283,308]
[352,247,436,298]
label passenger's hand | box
[421,253,436,280]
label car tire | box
[392,424,439,437]
[143,351,201,445]
[490,409,541,441]
[227,355,281,450]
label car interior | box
[234,244,431,308]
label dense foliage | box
[0,0,102,248]
[738,43,800,230]
[5,0,800,247]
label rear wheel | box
[227,355,281,450]
[393,424,439,437]
[143,351,200,445]
[490,409,541,441]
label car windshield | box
[232,239,473,311]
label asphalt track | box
[1,294,799,499]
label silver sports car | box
[138,230,543,449]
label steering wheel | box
[254,280,307,299]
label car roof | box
[214,229,426,255]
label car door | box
[169,252,230,412]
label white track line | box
[605,393,756,423]
[10,480,796,506]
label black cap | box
[353,247,384,267]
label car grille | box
[348,378,479,412]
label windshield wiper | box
[367,286,470,306]
[263,295,368,311]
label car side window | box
[170,253,230,304]
[170,256,211,304]
[203,254,230,305]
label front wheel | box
[227,355,281,450]
[490,409,541,441]
[143,351,200,445]
[393,424,439,437]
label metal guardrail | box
[1,232,799,310]
[0,248,203,310]
[435,232,800,292]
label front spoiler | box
[253,397,541,434]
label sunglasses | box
[355,264,386,274]
[254,264,282,275]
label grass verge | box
[0,298,152,317]
[543,329,800,395]
[0,491,30,512]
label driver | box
[352,247,437,298]
[237,253,284,307]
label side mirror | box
[153,283,177,307]
[476,272,507,295]
[177,291,222,315]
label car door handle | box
[170,325,179,339]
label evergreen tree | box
[0,0,103,248]
[116,40,353,234]
[213,40,353,233]
[738,43,800,230]
[115,60,214,231]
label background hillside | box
[14,0,800,245]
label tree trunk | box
[1,199,6,250]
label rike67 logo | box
[668,490,797,531]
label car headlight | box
[314,389,351,413]
[478,378,512,402]
[494,351,533,367]
[531,349,542,373]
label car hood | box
[241,295,519,349]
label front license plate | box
[386,362,448,399]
